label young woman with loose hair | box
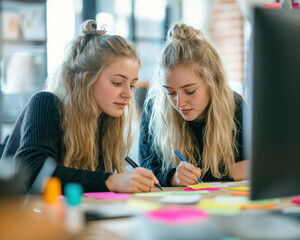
[139,23,248,186]
[1,19,159,193]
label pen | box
[124,156,163,191]
[174,150,202,183]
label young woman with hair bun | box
[139,23,249,187]
[1,19,159,193]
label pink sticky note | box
[146,207,209,224]
[83,192,129,199]
[292,196,300,205]
[263,2,283,8]
[184,187,221,191]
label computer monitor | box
[246,8,300,200]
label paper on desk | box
[126,198,162,211]
[187,183,213,189]
[159,195,202,204]
[225,182,239,186]
[83,192,129,199]
[135,191,210,197]
[227,186,249,191]
[203,182,230,187]
[235,180,250,184]
[135,192,169,197]
[82,202,142,218]
[171,191,210,195]
[202,182,243,187]
[215,196,249,205]
[206,183,230,187]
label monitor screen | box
[246,8,300,200]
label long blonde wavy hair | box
[46,20,140,173]
[145,23,237,179]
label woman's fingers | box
[182,162,201,178]
[177,162,201,184]
[177,174,197,186]
[105,167,159,193]
[132,168,157,192]
[138,167,159,184]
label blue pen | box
[174,150,202,183]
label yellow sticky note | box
[198,199,240,209]
[187,183,213,189]
[228,186,249,191]
[197,199,241,215]
[126,198,162,211]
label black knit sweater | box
[0,91,112,192]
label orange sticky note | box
[231,192,250,196]
[241,203,277,210]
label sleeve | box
[138,101,176,187]
[14,92,111,193]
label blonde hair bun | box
[168,23,204,41]
[81,19,106,36]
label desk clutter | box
[1,177,300,240]
[80,180,300,240]
[47,179,300,239]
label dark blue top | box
[0,91,112,192]
[139,92,246,186]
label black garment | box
[0,91,112,192]
[139,92,246,186]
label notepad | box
[159,195,202,204]
[135,191,210,197]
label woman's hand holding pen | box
[171,161,201,186]
[105,167,159,193]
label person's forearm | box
[230,160,249,181]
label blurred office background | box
[0,0,267,143]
